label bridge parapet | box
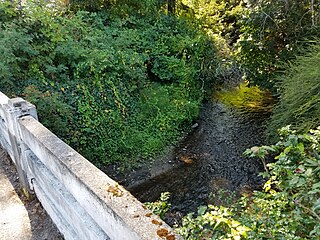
[0,91,181,240]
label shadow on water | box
[126,89,274,225]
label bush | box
[145,192,171,219]
[238,126,320,239]
[23,85,73,140]
[0,21,36,93]
[176,205,250,240]
[0,1,218,167]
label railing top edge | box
[18,115,182,240]
[0,92,9,105]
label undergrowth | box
[0,1,218,168]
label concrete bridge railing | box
[0,91,181,240]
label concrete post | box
[3,97,38,198]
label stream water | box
[126,99,270,225]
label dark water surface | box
[126,100,269,225]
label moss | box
[215,82,275,113]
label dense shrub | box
[68,0,158,14]
[240,126,320,239]
[0,1,218,166]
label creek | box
[123,93,272,225]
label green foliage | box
[236,0,320,90]
[244,145,276,173]
[176,205,251,240]
[145,192,171,219]
[0,21,36,93]
[0,0,218,167]
[175,126,320,239]
[158,0,320,92]
[68,0,159,16]
[133,83,200,154]
[268,42,320,141]
[174,0,245,58]
[0,0,19,22]
[68,0,112,12]
[23,85,73,139]
[178,0,244,41]
[238,126,320,239]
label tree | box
[236,0,320,90]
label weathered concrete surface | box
[18,115,182,240]
[0,150,32,240]
[0,91,182,240]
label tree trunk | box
[311,0,315,26]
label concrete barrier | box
[0,91,182,240]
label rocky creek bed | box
[107,99,270,226]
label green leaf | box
[312,199,320,212]
[198,206,207,215]
[289,176,299,186]
[297,178,306,187]
[297,142,305,152]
